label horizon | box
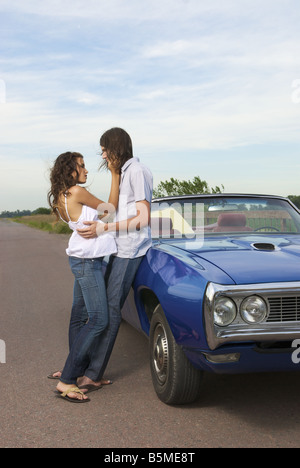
[2,192,300,216]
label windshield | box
[151,196,300,239]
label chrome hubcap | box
[153,323,169,384]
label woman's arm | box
[107,171,120,211]
[97,169,120,222]
[72,170,119,219]
[71,186,105,210]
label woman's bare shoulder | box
[68,185,88,197]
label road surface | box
[1,218,300,448]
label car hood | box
[166,235,300,285]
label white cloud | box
[144,40,193,59]
[0,80,6,104]
[0,0,240,20]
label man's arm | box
[77,200,150,239]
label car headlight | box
[240,296,268,324]
[214,297,237,327]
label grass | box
[13,214,72,234]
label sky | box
[1,0,300,212]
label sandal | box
[56,387,90,404]
[78,384,103,394]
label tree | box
[0,209,32,218]
[153,176,224,198]
[288,195,300,209]
[0,207,51,218]
[32,207,51,215]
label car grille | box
[267,297,300,322]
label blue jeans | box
[60,257,108,385]
[83,255,143,382]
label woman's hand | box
[107,158,118,174]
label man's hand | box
[77,200,150,239]
[77,221,105,239]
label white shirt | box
[115,157,153,258]
[58,201,117,259]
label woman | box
[48,151,119,403]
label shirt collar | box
[121,157,140,173]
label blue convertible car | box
[120,194,300,405]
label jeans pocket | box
[90,258,103,271]
[69,257,85,278]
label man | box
[77,127,153,391]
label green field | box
[13,214,72,234]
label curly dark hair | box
[99,127,133,173]
[48,151,83,219]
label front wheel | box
[149,305,203,405]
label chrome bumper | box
[204,282,300,350]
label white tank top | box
[57,195,117,259]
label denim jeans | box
[83,255,143,382]
[60,257,108,385]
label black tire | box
[149,304,203,405]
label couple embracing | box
[48,128,153,403]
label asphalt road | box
[1,218,300,449]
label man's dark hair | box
[100,127,133,173]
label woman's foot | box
[56,381,90,402]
